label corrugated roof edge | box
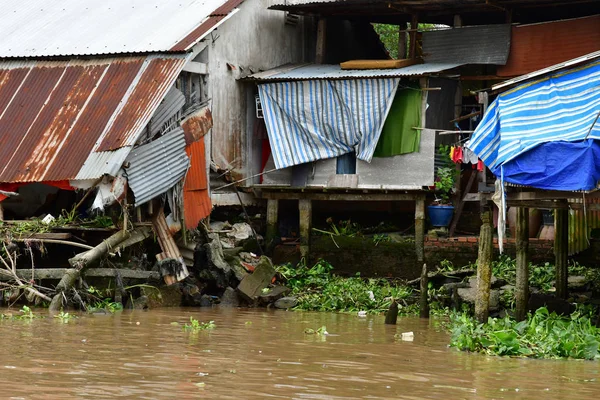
[492,50,600,91]
[246,62,462,81]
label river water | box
[0,308,598,399]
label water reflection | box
[0,308,597,399]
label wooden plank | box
[0,268,160,281]
[515,207,529,322]
[449,170,477,237]
[555,207,568,299]
[316,18,326,64]
[260,191,420,201]
[340,58,422,70]
[18,232,72,240]
[182,61,208,75]
[152,208,189,284]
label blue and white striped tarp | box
[258,78,400,169]
[468,60,600,171]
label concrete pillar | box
[555,207,568,299]
[475,206,493,323]
[299,199,312,258]
[265,199,279,250]
[515,207,529,321]
[315,18,326,64]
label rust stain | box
[184,137,211,229]
[498,15,600,77]
[181,106,213,145]
[98,58,186,152]
[0,55,185,183]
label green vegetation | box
[373,23,440,59]
[449,307,600,360]
[54,310,76,323]
[433,167,456,205]
[86,298,123,313]
[277,260,413,314]
[0,209,114,238]
[184,317,216,332]
[1,306,41,320]
[304,326,328,335]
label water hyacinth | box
[449,307,600,360]
[276,260,412,314]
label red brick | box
[458,237,467,242]
[467,237,478,243]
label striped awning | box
[467,59,600,190]
[258,78,399,169]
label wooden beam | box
[316,18,327,64]
[449,170,477,237]
[0,268,160,281]
[408,14,419,59]
[182,61,208,75]
[299,199,312,258]
[555,207,568,299]
[515,207,529,322]
[475,206,493,323]
[398,23,407,59]
[414,196,425,264]
[260,191,420,201]
[265,199,279,249]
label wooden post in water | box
[415,197,428,318]
[265,199,279,251]
[515,207,529,321]
[475,205,493,323]
[385,299,398,325]
[299,199,312,258]
[555,207,569,299]
[419,263,429,318]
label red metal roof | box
[0,55,187,183]
[498,15,600,77]
[184,137,211,228]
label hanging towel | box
[463,147,479,164]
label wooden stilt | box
[555,207,568,299]
[0,203,3,221]
[397,23,407,59]
[419,263,429,319]
[266,199,279,249]
[315,18,327,64]
[414,197,425,264]
[475,205,493,323]
[299,199,312,258]
[515,207,529,321]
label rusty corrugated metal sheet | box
[98,56,189,151]
[498,15,600,77]
[568,197,600,255]
[181,106,213,145]
[184,137,211,228]
[0,54,188,183]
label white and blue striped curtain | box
[468,60,600,171]
[258,78,400,169]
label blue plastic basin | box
[428,205,455,227]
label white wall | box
[206,0,306,180]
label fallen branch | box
[13,238,94,251]
[0,244,52,303]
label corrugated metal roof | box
[0,54,188,183]
[492,50,600,91]
[422,24,511,65]
[125,128,190,206]
[498,15,600,77]
[247,63,462,81]
[148,87,186,136]
[0,0,244,57]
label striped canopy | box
[258,78,399,169]
[468,60,600,191]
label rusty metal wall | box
[498,15,600,77]
[0,55,187,184]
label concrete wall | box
[207,0,307,180]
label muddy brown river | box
[0,308,598,399]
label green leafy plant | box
[433,167,456,205]
[184,317,216,332]
[86,299,123,313]
[304,326,328,335]
[449,307,600,360]
[277,260,413,314]
[54,310,76,323]
[18,305,35,320]
[373,234,392,246]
